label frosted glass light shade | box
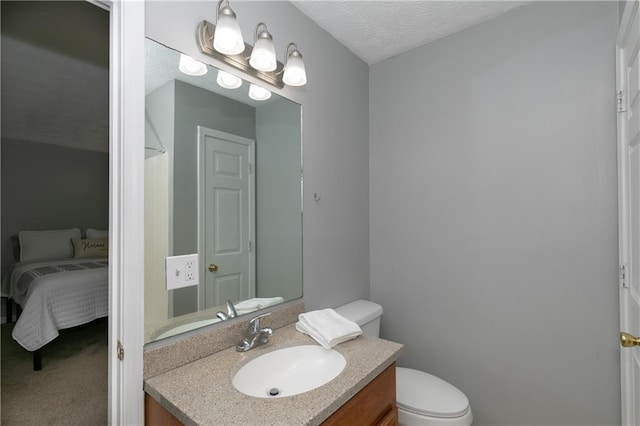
[213,7,245,55]
[216,70,242,89]
[249,36,277,72]
[248,84,271,101]
[283,51,307,86]
[178,54,208,76]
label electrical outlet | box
[166,254,199,290]
[185,257,197,282]
[185,259,195,281]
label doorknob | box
[208,263,219,272]
[620,332,640,347]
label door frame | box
[104,0,145,423]
[197,126,256,310]
[616,1,638,423]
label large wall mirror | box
[144,39,302,344]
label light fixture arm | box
[216,0,230,22]
[286,42,301,59]
[254,22,270,43]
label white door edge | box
[108,0,145,424]
[616,1,639,423]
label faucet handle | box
[249,312,271,332]
[226,300,238,318]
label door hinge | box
[620,264,629,288]
[117,340,125,361]
[248,163,252,174]
[248,240,252,252]
[617,90,626,113]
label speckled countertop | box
[144,323,404,426]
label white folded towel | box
[296,308,362,349]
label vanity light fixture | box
[178,54,208,76]
[197,9,307,88]
[212,0,245,55]
[248,84,271,101]
[282,43,307,87]
[216,70,242,89]
[249,23,277,72]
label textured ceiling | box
[291,1,530,65]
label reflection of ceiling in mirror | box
[145,39,282,108]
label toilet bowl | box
[335,300,472,426]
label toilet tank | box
[335,300,383,338]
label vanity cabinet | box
[144,362,398,426]
[145,394,182,426]
[321,362,397,426]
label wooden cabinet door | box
[145,394,183,426]
[322,363,397,426]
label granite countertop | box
[144,323,404,426]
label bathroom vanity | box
[144,321,403,425]
[141,32,402,426]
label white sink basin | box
[232,345,346,398]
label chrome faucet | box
[236,312,273,352]
[216,300,238,321]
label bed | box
[1,228,109,370]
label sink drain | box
[268,388,280,397]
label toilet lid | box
[396,367,470,419]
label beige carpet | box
[1,319,108,425]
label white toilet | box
[335,300,473,426]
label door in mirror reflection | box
[199,127,256,308]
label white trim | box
[108,0,145,424]
[616,2,636,423]
[616,43,632,426]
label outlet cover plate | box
[166,254,199,290]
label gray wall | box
[370,2,620,425]
[145,80,175,161]
[256,99,303,302]
[145,79,176,247]
[1,138,109,278]
[146,1,371,311]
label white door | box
[617,2,640,424]
[198,127,255,309]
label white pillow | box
[86,228,109,239]
[19,228,81,262]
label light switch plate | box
[166,254,199,290]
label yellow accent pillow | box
[72,237,109,258]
